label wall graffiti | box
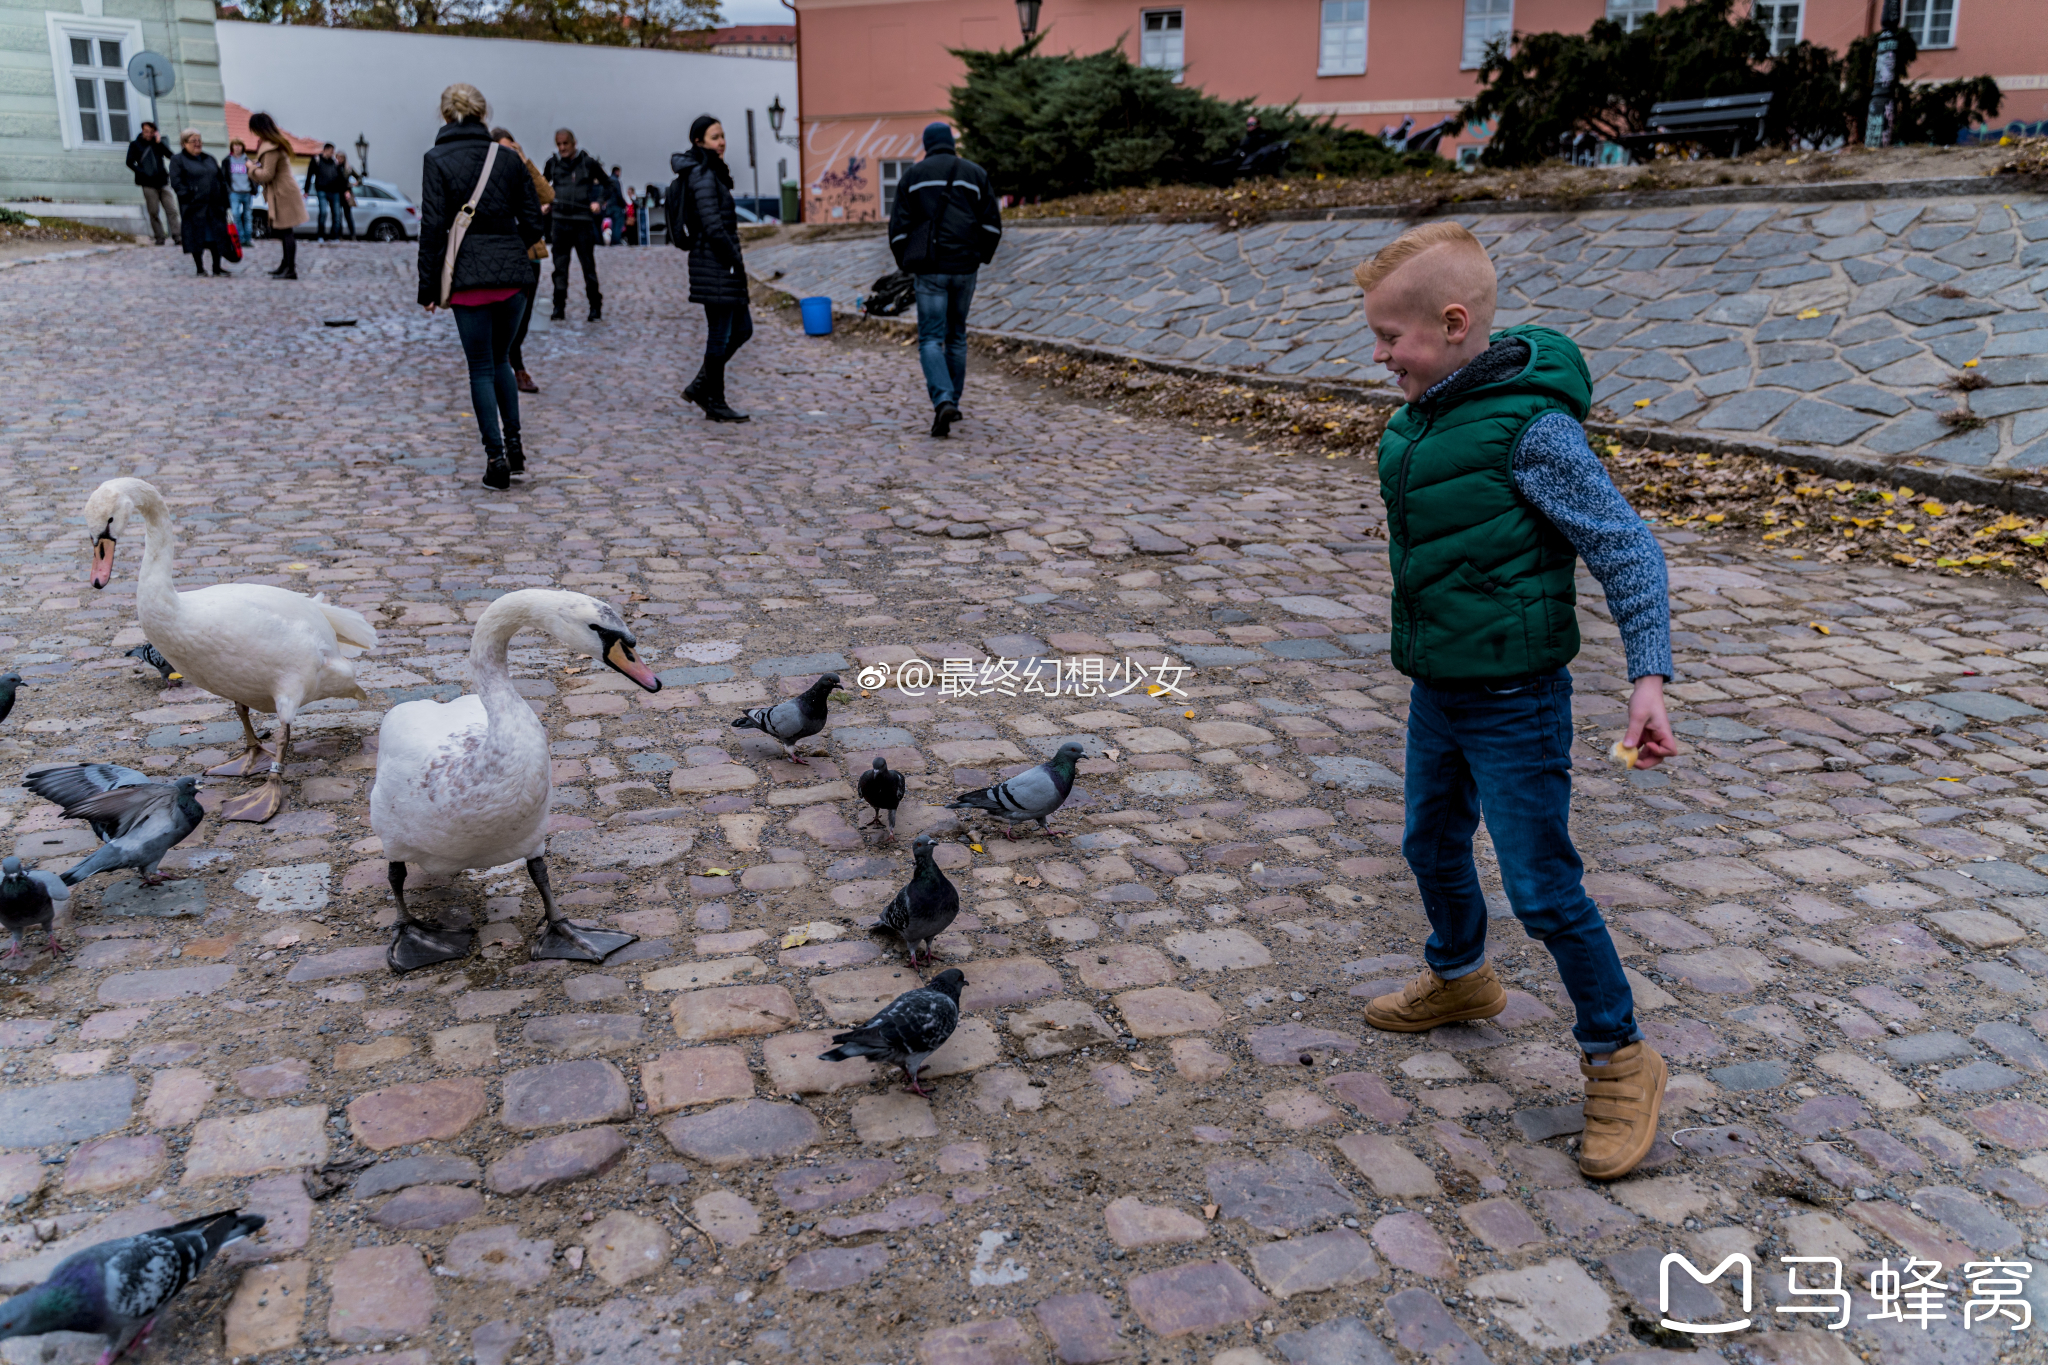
[803,117,929,222]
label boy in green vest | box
[1354,221,1678,1180]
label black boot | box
[682,367,709,412]
[504,430,526,476]
[931,401,962,438]
[481,440,511,491]
[550,296,567,322]
[587,300,603,323]
[704,366,749,423]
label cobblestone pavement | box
[7,243,2048,1365]
[755,189,2048,477]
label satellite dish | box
[126,51,174,99]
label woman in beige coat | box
[245,111,307,279]
[491,126,553,393]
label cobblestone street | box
[7,242,2048,1365]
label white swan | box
[82,477,378,823]
[369,588,662,971]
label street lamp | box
[766,96,799,147]
[354,132,368,177]
[1015,0,1041,39]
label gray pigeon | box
[23,766,204,887]
[858,755,907,838]
[0,674,18,727]
[732,673,840,763]
[125,645,177,682]
[948,741,1084,838]
[873,834,958,967]
[0,1208,262,1362]
[819,969,966,1096]
[0,857,67,960]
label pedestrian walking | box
[125,122,179,246]
[335,152,360,239]
[542,128,606,321]
[491,125,553,395]
[305,144,352,241]
[673,114,751,424]
[226,139,256,250]
[244,112,306,280]
[605,166,631,247]
[168,129,231,277]
[1351,221,1677,1181]
[886,121,1003,438]
[418,84,543,491]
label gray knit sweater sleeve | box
[1511,411,1673,681]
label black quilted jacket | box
[415,119,543,306]
[671,146,746,307]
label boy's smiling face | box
[1366,273,1489,403]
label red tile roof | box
[223,101,324,156]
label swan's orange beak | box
[604,638,661,692]
[90,536,116,590]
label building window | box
[1751,1,1801,54]
[1141,10,1184,80]
[1461,0,1512,69]
[879,158,913,217]
[1902,0,1954,48]
[1606,0,1656,31]
[46,15,143,152]
[1318,0,1367,76]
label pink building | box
[790,0,2048,221]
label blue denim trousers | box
[316,190,346,238]
[451,293,526,449]
[1402,667,1641,1053]
[229,192,254,246]
[913,271,976,409]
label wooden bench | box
[1615,92,1773,160]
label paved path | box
[754,190,2048,480]
[2,244,2048,1364]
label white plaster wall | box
[215,21,797,202]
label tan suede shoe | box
[1363,963,1506,1032]
[1578,1041,1667,1180]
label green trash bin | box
[780,178,800,225]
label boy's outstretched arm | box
[1513,412,1678,769]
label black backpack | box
[664,171,693,250]
[863,270,915,317]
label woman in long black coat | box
[168,130,231,276]
[671,114,750,423]
[416,83,544,490]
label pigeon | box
[732,672,840,764]
[0,857,67,960]
[858,755,907,838]
[873,834,959,966]
[125,645,178,683]
[948,741,1085,838]
[22,766,204,888]
[0,674,18,726]
[0,1208,263,1363]
[819,968,967,1096]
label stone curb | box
[822,299,2048,519]
[0,243,137,271]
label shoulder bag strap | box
[440,141,501,307]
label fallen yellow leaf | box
[969,844,984,853]
[1921,500,1946,516]
[703,867,731,876]
[1184,709,1196,719]
[1810,622,1831,635]
[1704,513,1725,524]
[1965,359,1979,368]
[1633,398,1652,408]
[1797,308,1822,319]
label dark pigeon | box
[873,834,959,966]
[0,675,18,727]
[858,755,907,838]
[0,856,67,960]
[125,645,177,682]
[819,968,966,1096]
[0,1208,263,1362]
[23,766,204,887]
[948,741,1083,838]
[732,672,840,764]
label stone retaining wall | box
[749,186,2048,477]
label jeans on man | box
[316,191,346,240]
[912,271,976,409]
[229,192,254,247]
[1401,667,1640,1053]
[140,186,180,244]
[550,218,601,316]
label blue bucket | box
[799,296,834,336]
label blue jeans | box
[452,293,526,449]
[1402,667,1640,1053]
[913,271,976,409]
[230,192,254,246]
[316,190,346,239]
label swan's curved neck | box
[468,602,546,738]
[128,488,180,627]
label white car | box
[256,178,419,241]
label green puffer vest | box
[1378,324,1592,686]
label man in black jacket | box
[543,128,606,321]
[304,145,352,241]
[126,123,178,246]
[886,122,1002,438]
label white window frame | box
[45,14,145,153]
[1751,0,1803,55]
[1605,0,1656,32]
[1901,0,1956,49]
[879,158,913,217]
[1461,0,1513,70]
[1318,0,1368,77]
[1141,9,1184,83]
